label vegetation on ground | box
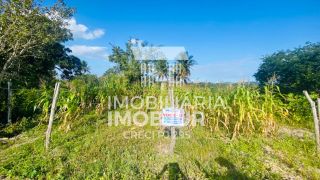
[1,113,319,179]
[1,0,320,179]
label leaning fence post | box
[303,91,320,152]
[45,82,61,151]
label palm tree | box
[176,52,196,84]
[154,60,168,82]
[153,60,168,91]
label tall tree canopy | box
[16,43,89,87]
[107,41,141,83]
[0,0,88,87]
[254,42,320,93]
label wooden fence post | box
[169,64,176,155]
[318,98,320,128]
[45,82,61,151]
[7,80,12,124]
[303,91,320,152]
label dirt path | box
[278,126,314,139]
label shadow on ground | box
[157,162,187,179]
[195,157,251,179]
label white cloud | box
[69,45,108,60]
[66,18,105,40]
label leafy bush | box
[284,93,316,129]
[0,117,36,137]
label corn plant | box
[34,85,55,123]
[174,83,288,138]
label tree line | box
[255,42,320,93]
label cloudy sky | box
[62,0,320,82]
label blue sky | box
[62,0,320,82]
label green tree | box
[0,0,88,124]
[254,42,320,93]
[107,40,196,85]
[0,0,73,80]
[154,60,168,81]
[0,0,88,87]
[11,43,89,88]
[55,44,89,80]
[176,52,196,84]
[107,41,141,83]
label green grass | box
[1,113,320,179]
